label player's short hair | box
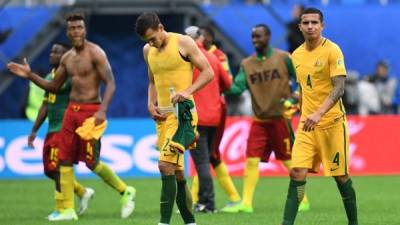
[254,24,271,36]
[301,7,324,22]
[54,42,71,50]
[135,12,161,37]
[200,26,214,40]
[65,12,85,22]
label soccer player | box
[222,24,309,213]
[184,26,233,213]
[280,8,358,225]
[8,13,136,221]
[135,12,213,225]
[27,42,95,220]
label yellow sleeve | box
[329,44,347,77]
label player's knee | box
[175,170,185,181]
[158,161,175,175]
[333,174,349,185]
[290,167,307,181]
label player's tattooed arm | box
[329,75,346,104]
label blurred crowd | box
[343,60,399,115]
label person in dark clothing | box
[286,4,305,53]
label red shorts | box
[59,102,101,167]
[246,118,292,162]
[43,132,59,174]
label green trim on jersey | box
[339,99,346,114]
[285,56,297,81]
[225,66,248,96]
[342,122,348,175]
[255,47,273,61]
[45,71,71,133]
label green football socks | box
[160,175,176,224]
[337,179,358,225]
[282,179,306,225]
[176,180,195,224]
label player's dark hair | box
[301,7,324,22]
[254,24,271,36]
[135,12,161,37]
[65,12,85,22]
[200,25,215,40]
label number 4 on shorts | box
[332,152,340,166]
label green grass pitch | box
[0,176,399,225]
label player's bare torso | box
[63,42,102,104]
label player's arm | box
[7,57,68,93]
[28,99,48,148]
[318,76,346,114]
[225,66,248,96]
[285,54,297,81]
[282,54,300,117]
[143,45,166,121]
[171,35,213,103]
[221,52,234,77]
[217,60,232,92]
[92,45,116,124]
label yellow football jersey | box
[292,38,347,127]
[147,32,194,108]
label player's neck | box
[74,40,87,52]
[256,46,269,56]
[159,31,169,49]
[305,36,323,51]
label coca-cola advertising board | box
[189,115,400,176]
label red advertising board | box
[189,115,400,176]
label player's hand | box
[282,99,299,119]
[302,111,322,132]
[148,104,167,121]
[171,91,190,104]
[28,132,36,148]
[7,58,31,78]
[93,110,106,126]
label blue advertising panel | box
[0,119,187,179]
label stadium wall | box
[0,115,399,179]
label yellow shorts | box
[156,112,198,170]
[291,117,349,176]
